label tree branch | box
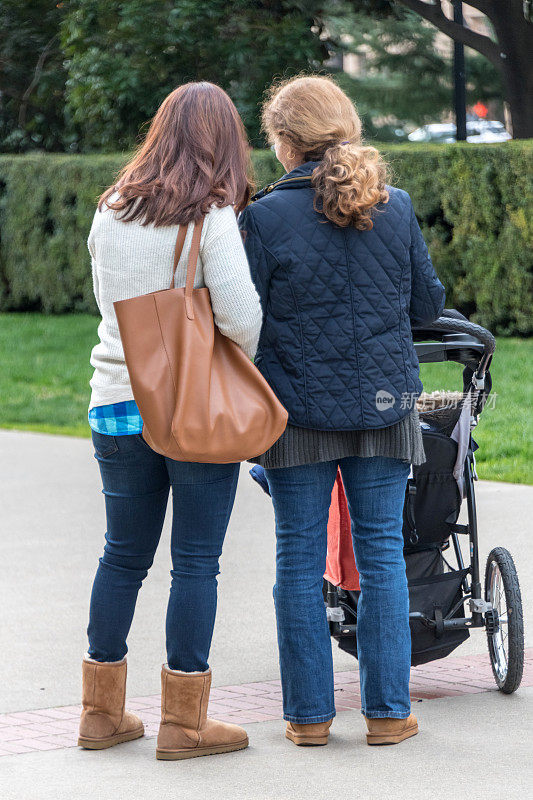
[461,0,494,14]
[18,35,57,128]
[396,0,502,67]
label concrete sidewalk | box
[0,429,531,798]
[2,690,532,800]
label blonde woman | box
[239,76,445,746]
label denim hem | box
[361,709,410,719]
[85,652,126,664]
[283,711,336,724]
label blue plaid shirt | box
[88,400,143,435]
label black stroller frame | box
[326,310,525,694]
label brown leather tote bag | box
[114,217,288,462]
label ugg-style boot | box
[364,714,418,745]
[78,656,144,749]
[156,666,248,760]
[285,719,332,746]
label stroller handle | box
[412,310,495,384]
[420,315,496,357]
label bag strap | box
[171,217,204,320]
[184,218,204,320]
[171,225,188,288]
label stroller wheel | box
[485,547,524,693]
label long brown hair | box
[99,82,253,225]
[262,75,388,230]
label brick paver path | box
[1,649,531,756]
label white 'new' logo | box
[375,390,396,410]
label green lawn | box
[0,313,531,484]
[0,313,96,437]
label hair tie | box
[341,140,350,145]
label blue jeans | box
[88,430,239,671]
[265,456,411,723]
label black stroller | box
[325,310,525,693]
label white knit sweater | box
[88,201,263,411]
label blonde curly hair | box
[262,75,388,230]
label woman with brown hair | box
[79,82,262,760]
[240,76,445,746]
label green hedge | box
[1,143,532,333]
[384,142,533,336]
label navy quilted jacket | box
[238,161,445,431]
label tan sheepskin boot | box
[364,714,418,745]
[286,719,332,746]
[78,656,144,749]
[156,666,248,760]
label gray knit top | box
[249,408,425,469]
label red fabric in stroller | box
[324,468,360,591]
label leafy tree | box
[4,1,527,151]
[61,0,327,151]
[0,1,67,152]
[345,0,533,139]
[329,8,503,133]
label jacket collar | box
[252,161,319,201]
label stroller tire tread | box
[485,547,524,694]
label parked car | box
[408,120,511,143]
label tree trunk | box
[490,6,533,138]
[392,0,533,138]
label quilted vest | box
[238,161,445,431]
